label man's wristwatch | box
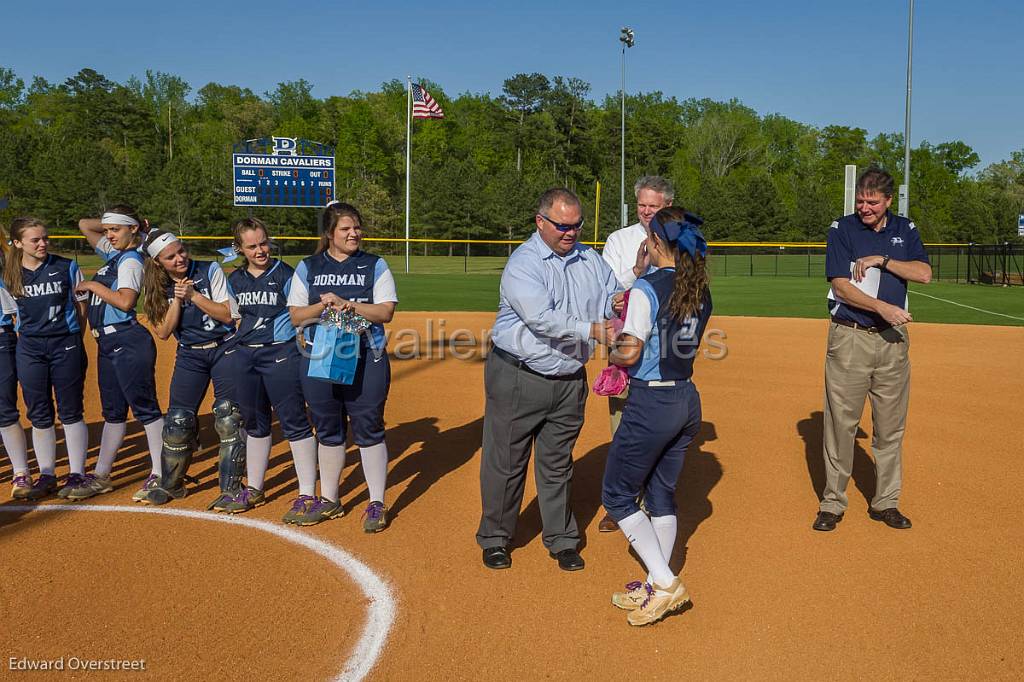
[881,256,891,271]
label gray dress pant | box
[476,350,588,553]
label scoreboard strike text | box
[232,154,336,208]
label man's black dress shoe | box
[549,548,585,571]
[482,546,511,569]
[812,511,844,532]
[869,507,912,529]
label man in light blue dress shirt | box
[478,188,621,572]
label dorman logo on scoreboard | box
[272,137,297,156]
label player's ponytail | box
[316,202,363,255]
[141,258,171,324]
[231,216,269,267]
[650,207,709,323]
[2,217,47,298]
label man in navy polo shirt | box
[813,167,932,532]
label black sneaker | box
[26,474,59,501]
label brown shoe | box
[598,513,619,533]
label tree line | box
[1,66,1022,247]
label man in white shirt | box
[597,176,674,532]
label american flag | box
[412,83,445,119]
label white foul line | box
[0,504,395,682]
[909,289,1024,322]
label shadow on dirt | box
[797,410,876,506]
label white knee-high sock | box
[143,419,164,476]
[1,424,29,474]
[648,514,678,584]
[290,436,318,497]
[360,442,389,503]
[32,426,57,475]
[618,510,675,588]
[317,444,346,502]
[246,435,272,490]
[63,420,89,475]
[94,422,127,478]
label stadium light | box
[900,0,914,217]
[620,27,635,228]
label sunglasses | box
[538,213,585,232]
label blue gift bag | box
[307,325,360,384]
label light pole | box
[899,0,914,217]
[620,27,634,228]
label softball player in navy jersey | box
[603,206,712,627]
[137,228,244,507]
[287,202,397,530]
[0,238,31,499]
[1,217,90,501]
[220,217,316,515]
[64,206,165,500]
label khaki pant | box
[821,322,911,514]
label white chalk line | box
[909,289,1024,322]
[0,504,395,682]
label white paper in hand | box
[827,261,880,304]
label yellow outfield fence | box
[43,235,973,281]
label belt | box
[242,340,291,348]
[181,335,231,350]
[492,346,586,381]
[629,377,691,388]
[831,317,891,334]
[91,319,138,338]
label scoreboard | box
[233,153,335,208]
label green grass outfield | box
[390,274,1024,326]
[58,250,1022,326]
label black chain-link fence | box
[966,243,1024,286]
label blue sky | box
[3,0,1021,168]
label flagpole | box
[405,77,412,274]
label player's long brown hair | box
[2,217,48,298]
[316,203,363,255]
[654,206,710,322]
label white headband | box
[101,212,140,228]
[146,232,180,259]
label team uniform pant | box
[96,324,163,425]
[168,342,236,414]
[476,349,588,554]
[0,331,18,428]
[299,347,389,447]
[821,322,911,514]
[15,333,86,428]
[229,342,312,440]
[602,381,702,521]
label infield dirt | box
[1,313,1022,680]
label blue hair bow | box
[650,212,707,261]
[217,246,239,263]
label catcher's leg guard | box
[141,408,197,505]
[208,399,247,511]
